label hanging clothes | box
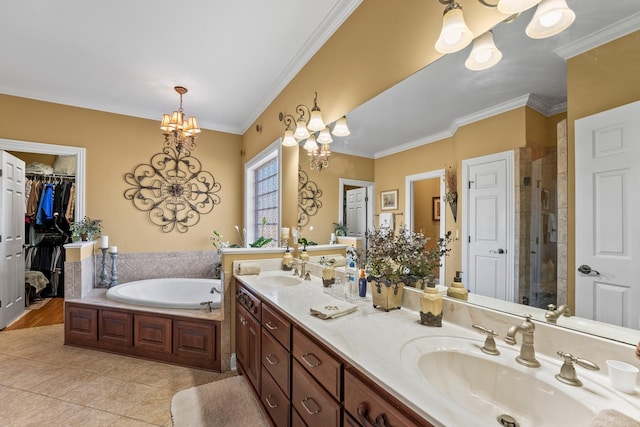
[36,182,55,225]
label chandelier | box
[435,0,575,71]
[160,86,201,153]
[279,92,350,172]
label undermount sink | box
[258,274,302,287]
[400,336,636,427]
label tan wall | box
[0,94,243,253]
[566,30,640,306]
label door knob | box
[490,248,505,254]
[577,265,600,275]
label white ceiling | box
[331,0,640,158]
[1,0,638,153]
[0,0,360,134]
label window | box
[244,141,280,247]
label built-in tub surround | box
[234,259,640,426]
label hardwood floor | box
[3,297,64,330]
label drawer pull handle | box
[265,321,278,330]
[265,395,278,409]
[301,352,322,368]
[301,397,320,415]
[357,402,389,427]
[265,354,278,365]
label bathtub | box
[106,278,222,310]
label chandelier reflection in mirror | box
[160,86,201,153]
[279,92,350,172]
[124,145,222,233]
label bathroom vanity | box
[234,263,640,427]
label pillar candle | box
[99,235,109,249]
[109,246,118,254]
[281,227,290,238]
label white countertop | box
[235,267,640,427]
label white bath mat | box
[171,375,269,427]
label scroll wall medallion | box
[298,166,322,227]
[124,146,222,233]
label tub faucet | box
[200,301,214,312]
[504,314,540,368]
[545,304,571,324]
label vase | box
[369,277,404,312]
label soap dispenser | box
[322,257,335,287]
[447,270,468,301]
[420,282,443,327]
[282,248,293,271]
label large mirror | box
[298,0,640,344]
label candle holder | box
[99,248,110,287]
[109,252,119,287]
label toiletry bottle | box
[420,282,443,327]
[282,248,293,271]
[347,260,356,295]
[322,257,335,287]
[358,268,367,298]
[447,270,468,301]
[300,249,309,262]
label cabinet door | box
[99,309,133,348]
[174,319,219,371]
[237,303,261,392]
[134,314,172,354]
[64,303,98,345]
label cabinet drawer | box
[293,328,342,400]
[262,328,290,398]
[236,285,261,322]
[262,303,291,350]
[344,369,427,427]
[292,359,341,427]
[291,408,305,427]
[261,367,291,427]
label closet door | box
[0,151,26,329]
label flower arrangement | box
[70,216,102,242]
[366,226,452,284]
[211,218,274,250]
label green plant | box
[249,217,273,247]
[333,222,348,236]
[366,226,451,282]
[70,216,102,241]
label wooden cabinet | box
[236,300,261,393]
[64,302,220,371]
[233,281,431,427]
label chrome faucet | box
[504,314,540,367]
[545,304,571,324]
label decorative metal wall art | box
[297,166,322,227]
[124,146,222,233]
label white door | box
[346,187,367,239]
[575,100,640,330]
[0,151,26,329]
[463,151,514,301]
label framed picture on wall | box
[433,196,441,221]
[381,189,398,210]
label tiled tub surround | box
[234,259,640,427]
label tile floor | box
[0,324,234,426]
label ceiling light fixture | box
[160,86,201,154]
[436,0,575,71]
[279,92,350,172]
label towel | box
[379,212,394,229]
[310,301,357,320]
[589,410,640,427]
[309,255,347,267]
[236,262,261,275]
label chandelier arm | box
[296,104,311,121]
